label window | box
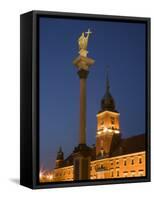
[124,160,127,166]
[139,158,142,164]
[101,119,104,125]
[116,160,119,165]
[131,159,134,165]
[111,117,115,125]
[111,171,114,177]
[117,170,119,177]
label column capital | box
[73,56,95,71]
[77,69,89,79]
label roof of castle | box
[110,133,145,157]
[55,133,145,168]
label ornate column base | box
[73,144,91,180]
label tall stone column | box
[72,29,95,181]
[78,70,89,144]
[73,57,95,181]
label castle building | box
[49,73,146,182]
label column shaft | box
[79,78,86,144]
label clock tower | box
[96,70,120,158]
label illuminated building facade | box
[40,72,146,183]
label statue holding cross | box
[78,29,92,57]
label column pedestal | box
[73,144,91,180]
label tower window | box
[101,119,104,125]
[110,117,115,125]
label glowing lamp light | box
[39,171,43,179]
[48,174,53,180]
[115,130,120,134]
[97,131,101,135]
[39,169,54,182]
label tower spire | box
[56,146,64,160]
[105,65,110,93]
[59,146,62,152]
[100,65,116,112]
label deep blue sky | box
[39,17,146,170]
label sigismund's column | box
[73,29,95,180]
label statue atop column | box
[78,29,92,57]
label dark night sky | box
[39,17,146,170]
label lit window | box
[110,117,115,124]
